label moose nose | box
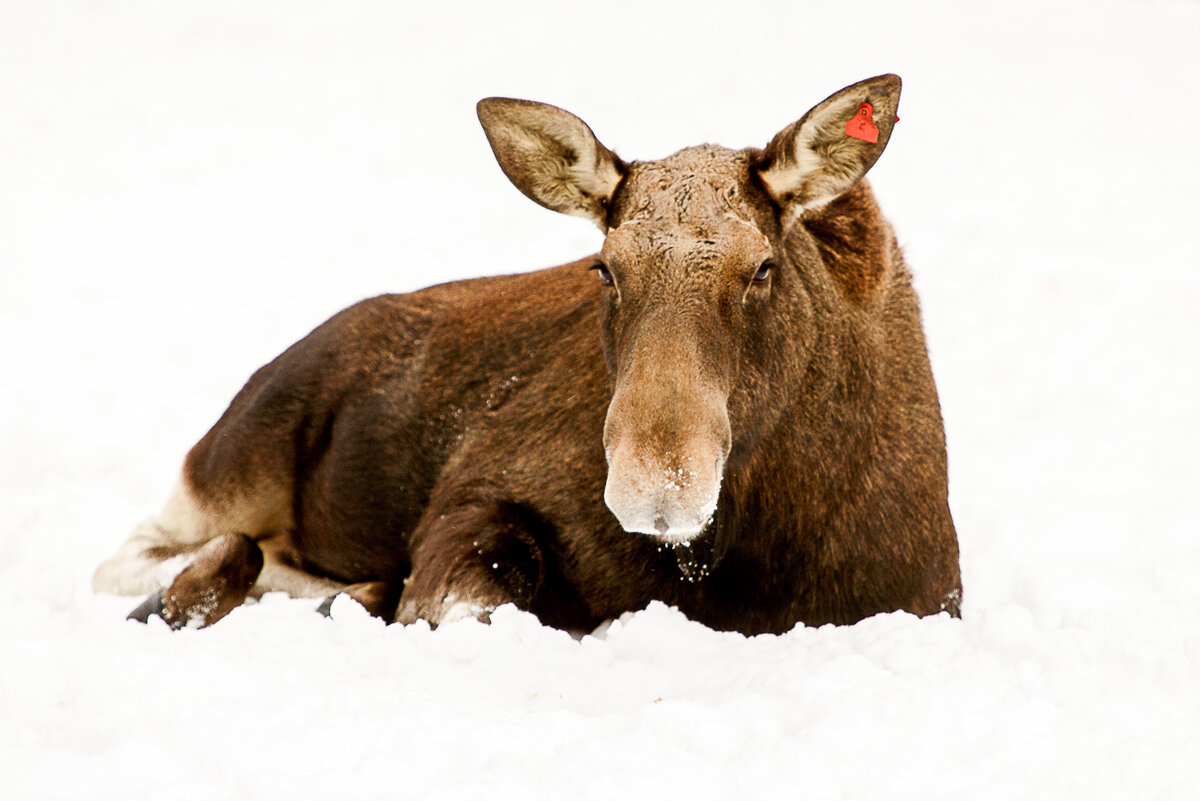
[603,442,725,543]
[600,314,732,543]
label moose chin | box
[95,74,962,635]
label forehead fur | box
[610,145,773,237]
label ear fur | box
[477,98,625,229]
[758,74,901,222]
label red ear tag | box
[845,102,880,144]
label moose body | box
[95,75,961,634]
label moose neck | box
[724,194,889,548]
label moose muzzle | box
[602,369,731,543]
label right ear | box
[477,98,625,229]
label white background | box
[2,1,1198,798]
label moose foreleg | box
[394,487,549,626]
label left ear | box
[758,74,901,221]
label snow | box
[3,1,1199,798]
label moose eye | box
[592,261,614,286]
[752,261,775,285]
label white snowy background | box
[2,1,1199,798]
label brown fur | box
[99,74,961,634]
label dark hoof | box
[127,588,172,626]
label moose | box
[94,74,962,635]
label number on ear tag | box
[845,102,880,144]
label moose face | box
[595,148,783,540]
[477,75,900,543]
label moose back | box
[95,74,962,635]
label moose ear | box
[758,74,901,220]
[477,98,625,229]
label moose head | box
[478,75,901,544]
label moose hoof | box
[127,588,170,626]
[315,594,336,618]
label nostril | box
[654,516,670,535]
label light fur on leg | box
[93,479,214,596]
